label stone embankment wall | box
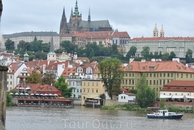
[0,66,8,130]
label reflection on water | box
[6,106,194,130]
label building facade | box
[81,79,104,105]
[121,59,194,97]
[125,24,194,58]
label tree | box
[169,51,176,60]
[128,46,137,57]
[26,72,42,83]
[141,46,150,60]
[99,58,123,99]
[42,71,56,85]
[5,39,15,51]
[54,76,73,98]
[60,40,76,53]
[136,74,155,108]
[6,93,13,106]
[161,52,169,61]
[185,49,193,63]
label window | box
[88,89,89,92]
[88,82,89,86]
[92,82,94,86]
[124,96,126,99]
[92,89,94,93]
[80,89,82,93]
[121,96,123,99]
[96,89,98,93]
[96,82,98,86]
[77,89,79,93]
[83,88,85,92]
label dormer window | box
[149,66,155,71]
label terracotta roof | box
[161,80,194,92]
[7,62,22,74]
[111,32,130,38]
[61,67,76,77]
[73,31,113,39]
[15,83,62,96]
[132,37,194,41]
[124,61,193,73]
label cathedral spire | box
[59,6,68,34]
[88,8,91,22]
[74,0,79,16]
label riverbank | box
[101,104,194,113]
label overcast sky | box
[1,0,194,38]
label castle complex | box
[59,0,112,34]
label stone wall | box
[0,65,8,130]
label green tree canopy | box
[26,72,42,83]
[185,49,193,63]
[136,74,155,108]
[169,51,176,60]
[54,76,73,98]
[60,40,76,53]
[141,46,150,60]
[126,46,137,59]
[5,39,15,51]
[99,58,123,99]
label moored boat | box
[147,109,184,119]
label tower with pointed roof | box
[60,7,69,34]
[47,32,56,61]
[69,0,82,34]
[160,25,164,38]
[153,24,158,37]
[88,8,91,22]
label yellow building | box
[81,79,104,105]
[121,59,194,96]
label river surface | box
[5,106,194,130]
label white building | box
[7,62,27,91]
[118,93,136,103]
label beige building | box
[160,80,194,102]
[81,79,104,105]
[122,59,194,96]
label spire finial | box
[88,8,91,22]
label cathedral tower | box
[153,24,158,37]
[69,0,82,34]
[59,7,68,34]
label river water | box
[5,106,194,130]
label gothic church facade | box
[59,0,113,34]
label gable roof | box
[124,61,193,73]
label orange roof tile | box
[124,61,193,73]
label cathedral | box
[59,0,113,34]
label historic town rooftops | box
[124,60,194,73]
[131,37,194,41]
[161,80,194,92]
[3,31,59,39]
[61,68,76,77]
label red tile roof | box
[111,32,130,38]
[15,83,62,96]
[161,80,194,92]
[132,37,194,41]
[124,61,193,73]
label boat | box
[147,109,184,119]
